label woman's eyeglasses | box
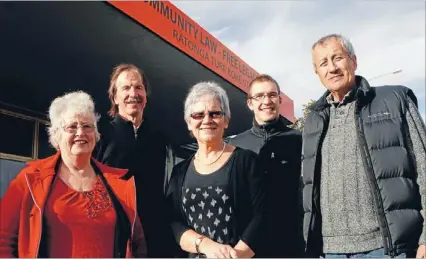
[190,111,224,120]
[63,123,95,133]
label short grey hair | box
[312,34,356,58]
[184,81,231,122]
[48,91,100,150]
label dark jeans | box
[324,248,414,258]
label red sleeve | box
[0,172,27,258]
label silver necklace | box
[195,143,226,166]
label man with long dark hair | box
[94,64,175,257]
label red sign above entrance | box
[107,1,295,122]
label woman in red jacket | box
[0,91,146,258]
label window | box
[0,109,51,198]
[0,112,35,158]
[38,122,56,158]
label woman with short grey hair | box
[183,81,231,122]
[0,91,146,258]
[167,81,266,258]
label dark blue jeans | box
[324,248,414,258]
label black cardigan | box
[166,147,266,255]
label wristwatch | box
[195,235,206,254]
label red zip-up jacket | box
[0,152,147,258]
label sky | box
[173,1,425,122]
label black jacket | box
[302,75,423,257]
[94,115,175,258]
[166,148,266,257]
[229,116,304,258]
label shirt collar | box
[326,85,358,107]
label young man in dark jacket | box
[229,74,304,258]
[94,64,176,257]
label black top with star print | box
[182,156,236,250]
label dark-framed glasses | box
[190,111,224,120]
[63,123,95,133]
[249,92,279,101]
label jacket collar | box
[24,153,61,210]
[112,115,150,138]
[25,152,128,179]
[113,114,134,126]
[251,115,288,137]
[310,75,373,112]
[92,159,128,179]
[26,152,61,179]
[112,114,146,128]
[24,152,128,209]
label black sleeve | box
[154,134,167,194]
[239,151,266,251]
[165,165,191,245]
[153,130,170,195]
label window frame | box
[0,109,50,162]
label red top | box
[44,176,116,258]
[0,153,146,258]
